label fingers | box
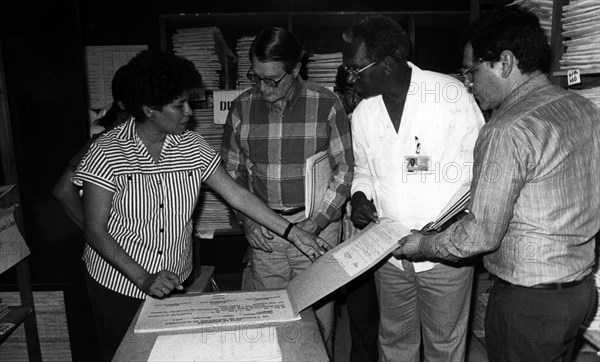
[149,271,182,298]
[247,235,273,253]
[260,225,274,240]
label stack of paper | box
[427,183,471,231]
[306,53,343,89]
[148,327,282,362]
[560,0,600,70]
[193,188,236,235]
[172,27,223,90]
[135,290,299,333]
[188,108,224,151]
[236,35,256,89]
[508,0,554,43]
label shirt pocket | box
[113,173,160,220]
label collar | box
[116,117,184,148]
[494,73,551,118]
[252,77,304,111]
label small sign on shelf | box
[567,69,581,86]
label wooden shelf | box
[552,68,600,77]
[0,306,33,343]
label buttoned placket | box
[156,171,166,265]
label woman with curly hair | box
[72,50,330,361]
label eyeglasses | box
[247,69,289,88]
[343,61,377,84]
[459,58,485,82]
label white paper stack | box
[306,52,343,89]
[560,0,600,70]
[508,0,554,43]
[193,188,235,233]
[172,27,223,90]
[188,108,224,151]
[148,327,282,362]
[236,35,256,89]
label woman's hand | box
[288,225,332,261]
[137,270,183,298]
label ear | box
[292,62,301,78]
[142,105,155,120]
[382,56,395,75]
[499,50,517,78]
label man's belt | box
[492,274,589,290]
[273,206,305,216]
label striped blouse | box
[72,119,220,299]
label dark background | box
[0,0,507,360]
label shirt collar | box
[494,73,551,117]
[252,77,304,111]
[117,117,184,147]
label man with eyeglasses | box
[221,26,353,358]
[396,6,600,361]
[342,15,485,361]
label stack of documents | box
[188,108,224,151]
[560,0,600,70]
[236,35,256,89]
[508,0,554,43]
[148,326,282,362]
[172,27,224,90]
[306,52,343,90]
[427,183,471,231]
[193,188,235,236]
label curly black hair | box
[121,50,202,122]
[343,15,410,64]
[462,5,551,74]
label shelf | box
[552,68,600,77]
[0,306,32,343]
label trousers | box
[375,261,474,362]
[485,274,596,362]
[246,212,341,359]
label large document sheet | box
[135,218,410,334]
[135,289,298,333]
[287,218,410,314]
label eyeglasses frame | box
[344,61,378,84]
[459,58,485,82]
[246,69,289,88]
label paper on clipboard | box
[304,151,333,218]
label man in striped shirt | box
[396,6,600,361]
[221,27,354,357]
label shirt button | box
[160,228,164,233]
[157,250,163,255]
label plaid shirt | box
[221,79,353,229]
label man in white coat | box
[342,15,485,361]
